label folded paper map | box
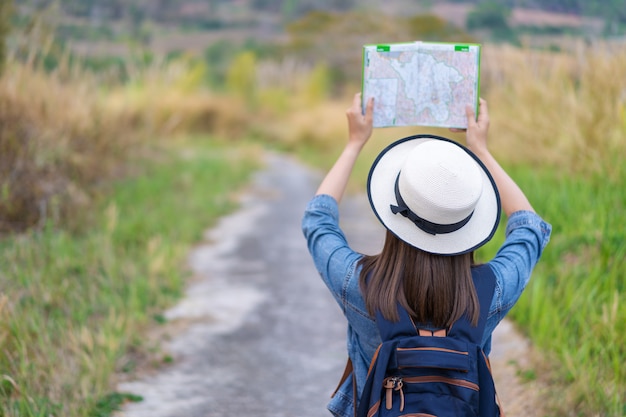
[362,42,481,129]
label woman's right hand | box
[463,98,535,215]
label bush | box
[0,0,12,74]
[0,63,133,233]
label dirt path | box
[115,152,545,417]
[490,318,547,415]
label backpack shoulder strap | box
[450,264,500,417]
[374,306,417,341]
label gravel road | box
[115,152,544,417]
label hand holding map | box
[362,42,481,129]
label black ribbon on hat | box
[390,173,474,235]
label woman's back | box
[301,95,551,417]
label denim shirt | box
[301,194,552,417]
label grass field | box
[1,38,625,416]
[0,139,259,416]
[509,164,626,415]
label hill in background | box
[13,0,622,58]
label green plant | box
[466,1,519,44]
[506,164,626,415]
[0,139,259,416]
[0,0,12,74]
[226,51,258,104]
[90,392,143,417]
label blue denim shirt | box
[301,194,552,417]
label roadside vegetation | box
[479,45,626,416]
[1,3,625,416]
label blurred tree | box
[205,39,238,87]
[466,1,518,43]
[591,0,626,36]
[406,15,475,42]
[252,0,282,13]
[304,62,330,105]
[282,0,297,20]
[0,0,12,74]
[467,1,510,30]
[226,51,257,104]
[60,0,92,17]
[285,11,475,90]
[295,0,355,15]
[253,0,355,17]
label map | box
[362,42,481,129]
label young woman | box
[302,93,551,417]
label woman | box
[301,93,551,417]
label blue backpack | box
[357,265,501,417]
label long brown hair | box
[359,230,479,328]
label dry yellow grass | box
[482,43,626,176]
[266,42,626,181]
[0,57,252,232]
[4,40,623,233]
[0,62,128,232]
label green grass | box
[0,138,260,417]
[510,163,625,416]
[308,130,626,415]
[476,160,626,416]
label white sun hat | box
[367,135,501,255]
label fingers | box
[347,92,361,114]
[353,92,361,110]
[347,93,374,120]
[476,98,489,126]
[466,98,489,128]
[465,104,477,128]
[364,96,374,120]
[346,93,374,144]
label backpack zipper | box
[382,374,479,411]
[396,346,469,355]
[383,376,405,411]
[403,375,479,391]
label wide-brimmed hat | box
[367,135,501,255]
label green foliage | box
[282,0,298,20]
[204,39,236,87]
[285,11,476,89]
[507,163,626,415]
[0,140,259,417]
[56,23,115,42]
[303,62,331,105]
[204,38,280,89]
[226,51,258,104]
[466,1,511,31]
[90,392,142,417]
[175,58,208,92]
[13,0,624,44]
[466,2,519,44]
[252,0,355,17]
[0,0,12,74]
[406,15,475,42]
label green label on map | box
[376,45,391,52]
[455,45,470,52]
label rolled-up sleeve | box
[486,210,552,328]
[302,194,364,310]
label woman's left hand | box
[346,93,374,148]
[314,94,374,200]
